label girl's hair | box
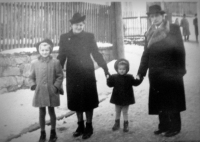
[118,61,127,67]
[114,59,130,73]
[35,38,54,53]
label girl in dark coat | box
[136,5,186,137]
[107,59,142,132]
[57,13,110,139]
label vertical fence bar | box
[1,3,5,50]
[10,3,13,49]
[6,3,9,49]
[0,3,2,51]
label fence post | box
[111,2,124,59]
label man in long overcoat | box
[57,13,110,139]
[193,13,199,42]
[180,14,190,41]
[136,5,186,137]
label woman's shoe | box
[112,119,120,131]
[82,122,93,139]
[73,121,85,137]
[154,129,168,135]
[48,129,57,142]
[39,131,46,142]
[164,130,180,137]
[123,121,129,132]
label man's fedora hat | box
[69,12,86,24]
[147,5,165,16]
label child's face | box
[39,42,51,58]
[118,65,126,75]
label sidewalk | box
[2,42,200,142]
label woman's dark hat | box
[147,5,165,16]
[34,38,54,53]
[114,58,130,73]
[70,12,86,24]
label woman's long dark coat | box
[57,30,108,111]
[137,23,186,115]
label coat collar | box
[68,30,85,39]
[38,55,53,63]
[145,20,170,48]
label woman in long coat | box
[57,13,110,139]
[136,5,186,137]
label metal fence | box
[122,3,148,38]
[0,2,111,51]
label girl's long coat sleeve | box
[57,31,108,111]
[29,57,64,107]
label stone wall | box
[0,46,113,95]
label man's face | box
[149,13,163,26]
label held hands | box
[104,70,111,79]
[136,75,141,80]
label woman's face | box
[149,13,164,26]
[71,22,85,34]
[39,42,51,58]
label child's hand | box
[136,75,141,80]
[104,70,110,78]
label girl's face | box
[39,42,51,58]
[71,22,85,34]
[118,65,127,75]
[149,13,164,26]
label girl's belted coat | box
[57,30,108,111]
[137,21,186,115]
[29,56,64,107]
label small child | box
[107,59,142,132]
[29,39,64,142]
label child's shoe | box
[123,121,129,132]
[48,129,57,142]
[39,130,46,142]
[112,119,120,131]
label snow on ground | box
[1,42,200,142]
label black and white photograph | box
[0,0,200,142]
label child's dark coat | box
[107,74,141,106]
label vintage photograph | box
[0,0,200,142]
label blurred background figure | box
[180,14,190,41]
[193,13,198,42]
[174,18,180,26]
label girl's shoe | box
[39,131,46,142]
[112,119,120,131]
[73,121,85,137]
[48,129,57,142]
[82,122,93,139]
[123,121,129,132]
